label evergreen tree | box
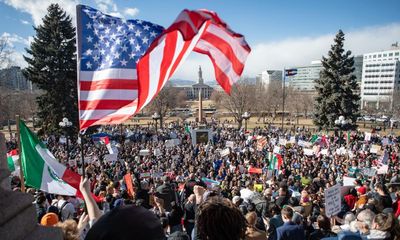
[24,4,77,134]
[314,30,360,130]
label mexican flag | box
[310,134,319,144]
[19,120,80,196]
[100,136,114,154]
[7,149,20,175]
[268,153,283,170]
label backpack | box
[52,200,69,221]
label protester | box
[6,121,400,240]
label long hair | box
[197,197,246,240]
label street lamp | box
[152,112,160,131]
[334,115,348,147]
[242,112,251,131]
[59,117,72,159]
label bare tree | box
[0,36,13,68]
[145,85,185,128]
[212,78,257,128]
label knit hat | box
[40,213,59,226]
[357,186,366,195]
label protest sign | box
[248,167,262,174]
[303,148,314,156]
[220,148,230,157]
[226,141,234,148]
[343,176,356,186]
[139,149,150,156]
[289,136,296,143]
[373,164,388,174]
[154,148,162,156]
[370,144,381,154]
[104,153,118,162]
[298,140,311,148]
[325,184,341,217]
[279,138,287,146]
[362,168,377,177]
[336,147,346,155]
[364,132,372,141]
[171,155,180,160]
[124,174,135,197]
[320,149,328,155]
[273,146,280,154]
[140,172,151,179]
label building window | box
[378,54,382,57]
[383,53,387,57]
[389,53,393,57]
[395,52,400,56]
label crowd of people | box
[7,120,400,240]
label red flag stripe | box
[79,99,134,110]
[80,79,138,91]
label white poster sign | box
[220,148,230,157]
[343,176,356,186]
[325,184,341,217]
[226,141,234,148]
[104,153,118,162]
[303,148,314,156]
[139,149,150,156]
[364,132,372,141]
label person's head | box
[55,219,79,240]
[36,195,47,206]
[85,205,164,240]
[374,183,388,195]
[317,215,331,231]
[344,212,356,225]
[357,209,376,228]
[281,206,294,222]
[245,212,257,227]
[40,212,59,226]
[372,213,392,231]
[197,197,246,240]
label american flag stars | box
[79,6,164,71]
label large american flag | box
[77,5,250,130]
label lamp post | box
[59,117,72,159]
[334,115,348,147]
[152,112,160,132]
[242,112,251,131]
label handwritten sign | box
[362,168,377,177]
[298,140,312,148]
[220,148,230,157]
[370,145,380,154]
[325,184,341,217]
[139,149,150,156]
[303,148,314,156]
[364,132,372,142]
[343,176,356,186]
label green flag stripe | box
[7,157,16,172]
[19,120,45,189]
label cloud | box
[3,0,77,26]
[1,32,30,47]
[20,19,30,25]
[123,7,139,17]
[173,23,400,81]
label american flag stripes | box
[77,5,250,130]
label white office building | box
[361,45,400,110]
[287,61,322,91]
[256,70,282,88]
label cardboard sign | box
[343,176,356,186]
[370,145,381,154]
[220,148,230,157]
[139,149,150,156]
[226,141,234,148]
[325,184,341,217]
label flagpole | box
[281,69,285,130]
[16,115,26,192]
[80,132,85,177]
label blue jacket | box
[274,221,305,240]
